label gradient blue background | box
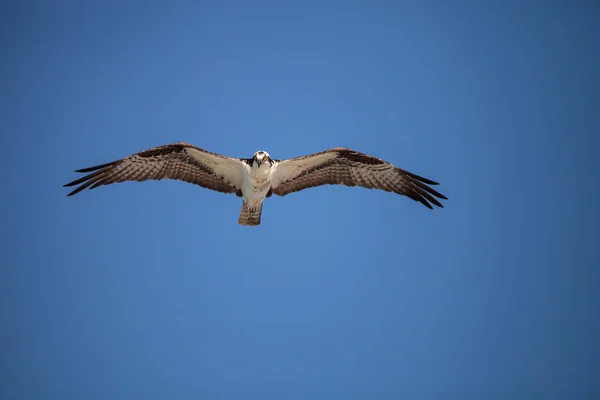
[2,1,599,398]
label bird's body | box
[238,153,275,225]
[242,154,273,199]
[64,142,447,226]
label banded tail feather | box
[238,200,264,226]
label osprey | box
[64,142,447,226]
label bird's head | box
[253,150,271,167]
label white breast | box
[241,163,274,200]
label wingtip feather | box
[421,200,434,209]
[66,186,84,196]
[74,161,116,173]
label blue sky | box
[2,1,599,398]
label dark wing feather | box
[271,147,447,209]
[64,142,244,196]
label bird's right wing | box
[64,142,245,196]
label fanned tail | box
[238,200,263,226]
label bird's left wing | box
[271,147,447,209]
[64,142,245,196]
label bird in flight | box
[64,142,447,226]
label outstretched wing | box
[64,142,245,196]
[271,147,447,209]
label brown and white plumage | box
[64,142,245,197]
[271,147,447,209]
[64,142,447,226]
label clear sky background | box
[2,1,599,399]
